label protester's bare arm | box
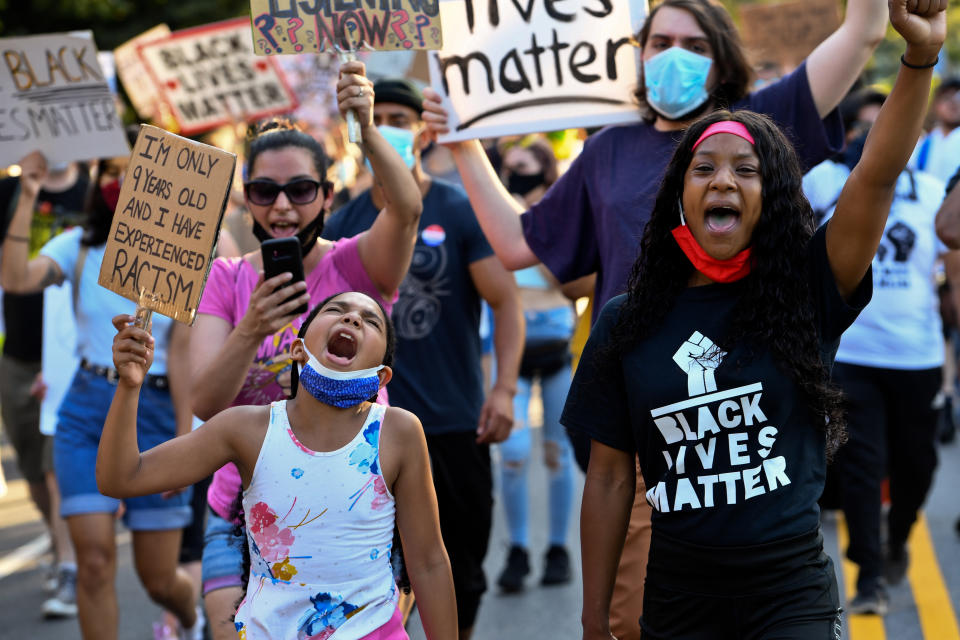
[339,61,423,297]
[421,88,539,270]
[560,273,596,302]
[388,408,458,640]
[945,252,960,322]
[581,440,635,640]
[470,255,524,443]
[190,270,308,420]
[826,0,946,299]
[98,315,261,497]
[0,152,65,293]
[805,0,888,118]
[936,181,960,249]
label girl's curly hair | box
[605,109,847,458]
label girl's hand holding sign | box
[111,314,155,388]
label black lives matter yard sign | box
[98,125,236,325]
[429,0,647,142]
[0,32,129,165]
[137,18,299,136]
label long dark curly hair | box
[606,109,847,457]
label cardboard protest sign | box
[249,0,442,55]
[98,125,237,325]
[429,0,647,143]
[114,24,172,121]
[739,0,840,71]
[137,18,299,136]
[0,32,129,165]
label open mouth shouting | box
[704,205,741,235]
[269,220,299,238]
[325,329,358,367]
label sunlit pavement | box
[2,427,959,639]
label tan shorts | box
[0,355,51,484]
[609,459,652,640]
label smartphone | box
[261,237,308,316]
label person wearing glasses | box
[185,61,423,640]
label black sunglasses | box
[244,178,322,206]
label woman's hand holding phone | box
[237,272,310,342]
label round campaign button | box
[421,224,446,246]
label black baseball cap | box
[373,78,424,115]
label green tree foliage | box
[0,0,250,48]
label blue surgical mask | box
[644,47,713,120]
[296,342,384,408]
[366,125,416,173]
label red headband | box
[692,121,755,151]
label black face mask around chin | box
[506,172,547,197]
[252,211,325,254]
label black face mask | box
[506,172,546,197]
[252,211,325,254]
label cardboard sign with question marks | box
[249,0,443,55]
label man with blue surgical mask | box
[323,78,524,640]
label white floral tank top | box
[235,401,397,640]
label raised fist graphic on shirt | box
[673,331,727,397]
[886,222,916,262]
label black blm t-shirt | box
[0,176,88,361]
[561,226,872,546]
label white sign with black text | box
[429,0,647,142]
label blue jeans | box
[499,365,575,548]
[54,367,191,529]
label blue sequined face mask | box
[296,341,384,408]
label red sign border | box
[136,16,300,136]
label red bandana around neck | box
[671,224,752,283]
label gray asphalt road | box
[2,424,959,639]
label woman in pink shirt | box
[186,61,423,640]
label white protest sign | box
[114,24,172,122]
[429,0,647,142]
[0,32,129,165]
[98,125,237,325]
[137,18,299,136]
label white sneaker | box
[41,567,77,618]
[178,605,205,640]
[42,565,59,594]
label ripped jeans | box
[499,364,575,548]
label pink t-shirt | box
[200,235,395,519]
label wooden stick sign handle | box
[134,289,159,332]
[337,48,363,145]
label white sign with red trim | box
[137,17,298,136]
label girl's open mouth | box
[325,331,357,367]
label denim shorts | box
[201,505,246,595]
[53,367,191,530]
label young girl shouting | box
[97,292,457,640]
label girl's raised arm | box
[826,0,947,299]
[340,61,423,299]
[387,408,457,640]
[96,314,256,498]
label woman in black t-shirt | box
[564,3,946,639]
